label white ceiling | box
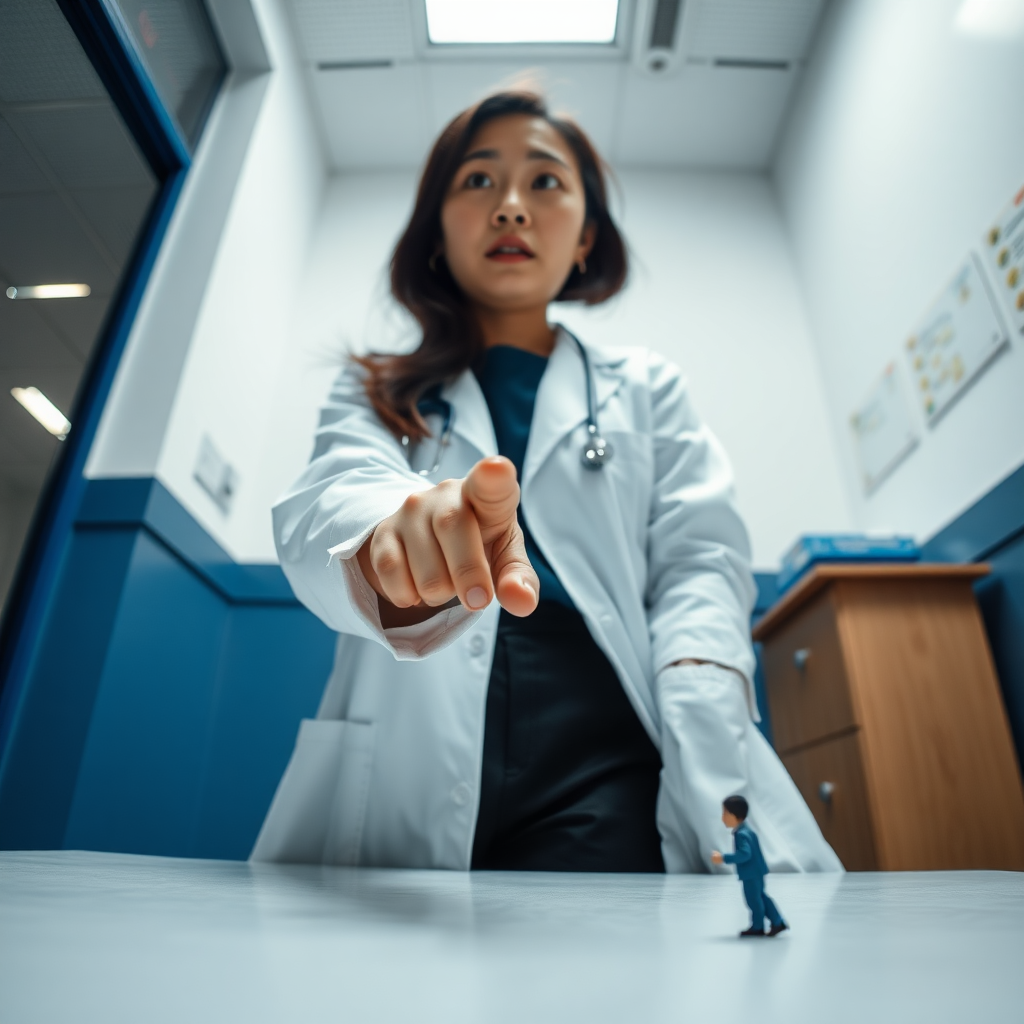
[284,0,828,172]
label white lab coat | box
[252,327,841,873]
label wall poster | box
[983,183,1024,334]
[903,254,1008,425]
[850,362,918,494]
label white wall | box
[240,172,421,563]
[154,0,325,560]
[560,170,853,567]
[261,169,854,568]
[775,0,1024,542]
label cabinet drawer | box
[782,731,877,871]
[762,589,856,752]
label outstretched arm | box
[273,365,537,658]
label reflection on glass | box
[0,0,159,612]
[110,0,227,148]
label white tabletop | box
[1,850,1021,1023]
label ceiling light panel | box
[425,0,620,45]
[6,283,91,299]
[10,387,71,439]
[683,0,826,63]
[290,0,415,63]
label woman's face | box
[440,114,595,314]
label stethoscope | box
[402,330,613,476]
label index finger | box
[432,503,493,611]
[462,457,520,543]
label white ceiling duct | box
[634,0,826,76]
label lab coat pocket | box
[250,718,375,865]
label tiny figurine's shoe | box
[768,922,789,937]
[739,927,766,938]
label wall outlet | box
[193,434,238,514]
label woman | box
[253,91,840,874]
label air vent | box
[633,0,684,75]
[634,0,825,75]
[649,0,682,49]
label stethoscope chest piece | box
[581,423,613,470]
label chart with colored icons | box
[983,184,1024,334]
[850,362,918,494]
[904,254,1008,425]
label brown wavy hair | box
[354,90,628,441]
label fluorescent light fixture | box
[954,0,1024,36]
[11,387,71,440]
[6,283,91,299]
[425,0,619,44]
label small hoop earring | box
[577,257,587,275]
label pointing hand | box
[357,456,540,626]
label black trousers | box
[471,602,665,872]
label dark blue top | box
[474,345,575,610]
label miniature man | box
[711,795,789,938]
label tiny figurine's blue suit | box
[723,821,786,933]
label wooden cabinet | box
[753,564,1024,871]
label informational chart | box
[904,254,1008,425]
[982,183,1024,334]
[850,362,918,494]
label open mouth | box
[486,236,535,262]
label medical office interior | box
[1,0,1024,1019]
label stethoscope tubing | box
[411,329,612,476]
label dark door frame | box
[0,0,222,762]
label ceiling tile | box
[683,0,826,62]
[612,63,798,167]
[17,105,154,191]
[0,299,84,373]
[311,64,431,169]
[290,0,416,63]
[0,118,48,196]
[71,186,156,266]
[0,193,120,291]
[0,0,106,104]
[30,296,109,362]
[424,61,623,156]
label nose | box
[492,187,530,228]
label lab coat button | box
[469,634,486,656]
[450,782,472,807]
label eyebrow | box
[459,147,571,169]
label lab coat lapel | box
[441,368,497,461]
[522,327,624,488]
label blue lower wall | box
[0,478,336,859]
[1,465,1021,859]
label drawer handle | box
[818,781,835,804]
[793,648,811,672]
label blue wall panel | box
[0,480,336,859]
[64,530,232,856]
[62,531,333,859]
[190,605,334,859]
[0,526,137,849]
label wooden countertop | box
[751,562,990,642]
